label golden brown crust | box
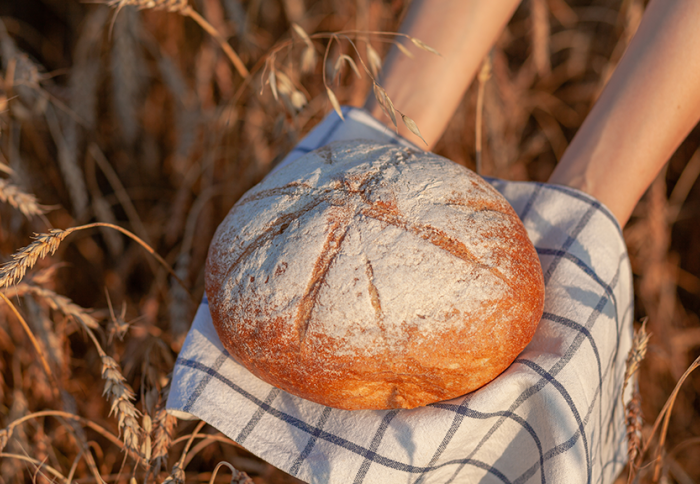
[205,141,545,410]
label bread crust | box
[205,140,544,410]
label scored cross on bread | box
[205,140,544,410]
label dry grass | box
[0,0,699,483]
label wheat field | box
[0,0,699,483]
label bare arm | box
[363,0,521,149]
[548,0,700,226]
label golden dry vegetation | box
[0,0,698,483]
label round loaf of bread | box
[205,140,544,410]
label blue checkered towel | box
[167,106,633,484]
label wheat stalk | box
[100,351,144,459]
[151,396,178,475]
[105,289,131,342]
[104,0,249,78]
[0,229,70,289]
[623,320,649,482]
[622,319,650,402]
[0,222,193,302]
[0,178,46,218]
[4,283,99,329]
[625,392,643,484]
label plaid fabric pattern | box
[167,107,634,484]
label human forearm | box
[548,0,700,226]
[363,0,521,149]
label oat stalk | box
[260,28,438,137]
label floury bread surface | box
[205,140,545,410]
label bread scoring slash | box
[205,140,545,410]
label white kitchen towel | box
[168,106,634,484]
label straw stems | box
[163,420,206,484]
[0,454,67,483]
[105,1,248,79]
[628,354,700,482]
[647,355,700,482]
[208,462,254,484]
[1,410,125,452]
[0,293,58,398]
[180,6,248,79]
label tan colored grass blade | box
[291,23,315,75]
[0,159,13,175]
[649,355,700,482]
[291,23,312,45]
[326,87,344,120]
[269,64,278,101]
[366,43,382,78]
[401,114,427,145]
[372,83,396,129]
[396,42,415,59]
[301,45,317,74]
[291,91,307,110]
[384,91,397,130]
[410,37,441,56]
[334,54,361,79]
[275,71,295,95]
